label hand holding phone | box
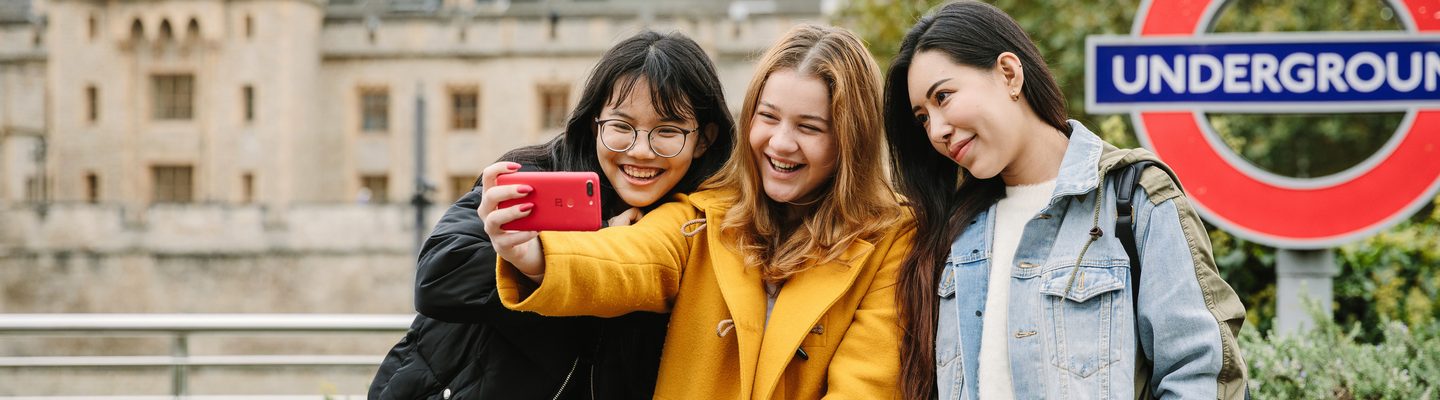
[478,163,601,284]
[495,172,603,231]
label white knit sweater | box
[978,179,1056,399]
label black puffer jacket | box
[369,164,668,400]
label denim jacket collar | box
[945,204,994,265]
[1049,120,1105,206]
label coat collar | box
[689,188,876,399]
[1048,120,1106,206]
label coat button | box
[443,388,452,399]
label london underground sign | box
[1086,0,1440,249]
[1090,36,1440,112]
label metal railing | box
[0,313,414,398]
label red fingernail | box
[516,185,533,194]
[518,203,534,212]
[506,162,521,171]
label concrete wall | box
[0,203,436,395]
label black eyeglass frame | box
[595,118,700,158]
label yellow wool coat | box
[496,188,913,399]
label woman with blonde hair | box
[478,24,912,399]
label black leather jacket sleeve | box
[412,185,504,323]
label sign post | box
[1087,0,1440,334]
[1275,249,1338,333]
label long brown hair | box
[883,2,1071,399]
[702,24,900,282]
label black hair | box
[883,2,1070,399]
[497,30,736,217]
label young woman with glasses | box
[479,24,913,399]
[884,2,1248,399]
[370,30,735,400]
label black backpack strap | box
[1110,160,1156,400]
[1112,160,1155,308]
[1111,160,1247,400]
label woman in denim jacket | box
[882,2,1248,399]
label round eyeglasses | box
[596,118,697,158]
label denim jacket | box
[935,121,1247,400]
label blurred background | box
[0,0,1435,398]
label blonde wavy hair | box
[701,24,901,283]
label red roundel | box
[1131,0,1440,248]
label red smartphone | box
[496,171,603,231]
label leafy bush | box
[1242,310,1440,399]
[1335,203,1440,341]
[1211,197,1440,341]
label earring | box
[1010,91,1020,101]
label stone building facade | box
[3,0,827,209]
[0,0,827,395]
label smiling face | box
[748,69,838,203]
[595,77,707,207]
[906,50,1029,180]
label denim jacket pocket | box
[1038,265,1126,378]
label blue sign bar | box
[1086,34,1440,113]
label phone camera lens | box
[587,181,594,197]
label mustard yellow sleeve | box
[823,226,914,400]
[496,200,698,318]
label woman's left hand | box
[607,207,646,227]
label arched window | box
[158,19,173,40]
[186,18,200,40]
[130,18,143,40]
